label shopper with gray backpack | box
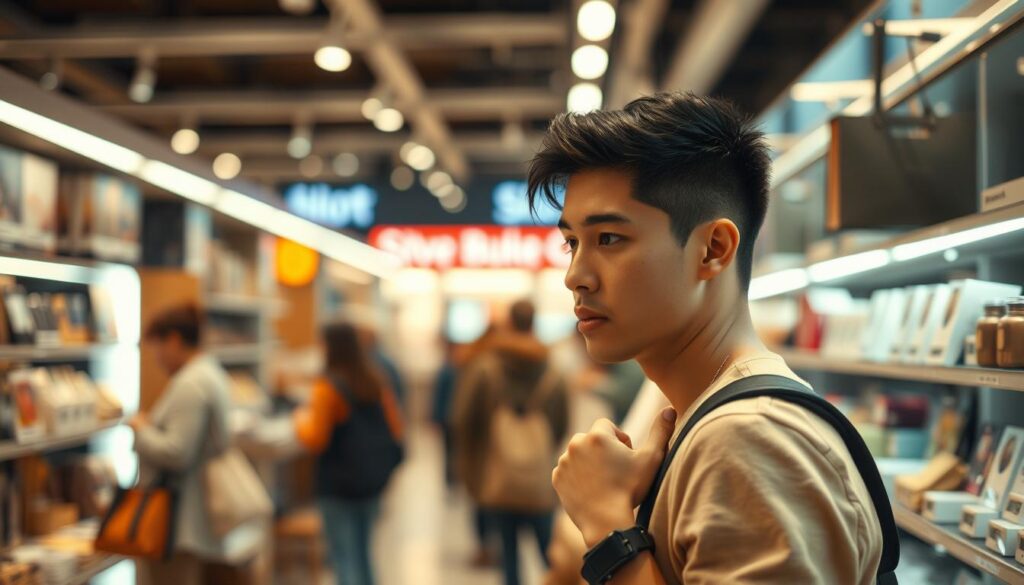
[453,300,569,585]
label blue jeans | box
[318,496,381,585]
[493,510,553,585]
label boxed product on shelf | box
[1,286,36,345]
[1017,530,1024,565]
[794,288,855,352]
[57,456,118,518]
[980,175,1024,213]
[88,287,117,343]
[57,172,141,263]
[966,424,1003,496]
[25,294,60,348]
[907,285,952,365]
[960,426,1024,538]
[927,280,1022,366]
[923,425,1004,523]
[890,285,935,363]
[0,145,58,252]
[3,370,46,444]
[861,288,908,362]
[1,367,118,442]
[895,451,966,512]
[819,301,869,360]
[51,293,91,345]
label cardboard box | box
[922,491,982,523]
[927,280,1021,366]
[960,503,999,538]
[986,518,1024,556]
[981,426,1024,511]
[906,285,952,364]
[980,175,1024,213]
[891,286,935,363]
[862,288,908,362]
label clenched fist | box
[552,406,677,547]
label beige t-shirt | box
[649,352,883,585]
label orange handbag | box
[94,479,177,560]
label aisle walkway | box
[294,425,547,585]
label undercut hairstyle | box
[527,92,770,288]
[145,303,204,348]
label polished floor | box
[279,424,547,585]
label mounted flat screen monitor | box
[826,114,978,232]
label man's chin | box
[584,338,637,364]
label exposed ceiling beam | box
[98,88,563,124]
[331,0,469,182]
[0,14,565,59]
[195,129,543,159]
[606,0,667,108]
[661,0,771,94]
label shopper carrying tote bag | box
[121,305,235,585]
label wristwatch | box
[581,525,655,585]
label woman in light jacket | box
[129,304,232,585]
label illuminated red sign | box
[368,225,570,270]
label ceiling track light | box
[171,112,201,155]
[288,117,314,159]
[315,7,353,72]
[577,0,617,42]
[129,48,158,104]
[39,57,63,91]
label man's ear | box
[696,219,740,282]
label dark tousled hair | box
[145,303,204,347]
[527,92,770,288]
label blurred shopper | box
[294,322,404,585]
[130,304,232,585]
[453,300,568,585]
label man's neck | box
[636,301,766,417]
[170,349,201,375]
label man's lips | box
[575,306,608,333]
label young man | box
[529,93,883,584]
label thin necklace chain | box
[709,353,732,388]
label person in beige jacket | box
[129,304,232,585]
[527,93,883,584]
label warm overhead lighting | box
[140,160,220,205]
[373,108,404,132]
[790,80,873,103]
[0,99,144,174]
[571,45,609,80]
[748,268,810,301]
[808,249,891,283]
[406,145,435,171]
[314,45,352,72]
[891,217,1024,261]
[423,170,453,194]
[39,58,62,91]
[567,82,603,113]
[332,152,359,177]
[129,50,157,104]
[440,186,467,213]
[361,97,383,120]
[578,0,617,42]
[212,153,242,180]
[391,166,415,191]
[299,155,324,178]
[171,128,200,155]
[279,0,316,15]
[288,121,313,159]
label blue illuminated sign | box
[284,183,378,229]
[491,181,562,226]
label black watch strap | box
[581,526,655,585]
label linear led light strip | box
[749,215,1024,300]
[770,0,1022,189]
[0,99,400,279]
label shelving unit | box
[775,348,1024,392]
[0,418,123,462]
[206,292,264,315]
[894,505,1024,585]
[0,344,129,363]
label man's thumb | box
[642,406,677,458]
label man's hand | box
[552,406,677,547]
[127,412,148,433]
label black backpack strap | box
[636,374,899,584]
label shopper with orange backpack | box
[294,321,404,585]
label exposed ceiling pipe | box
[661,0,771,94]
[605,0,667,109]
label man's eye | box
[563,238,578,254]
[598,233,623,246]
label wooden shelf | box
[895,505,1024,585]
[0,344,129,362]
[775,348,1024,392]
[0,419,123,462]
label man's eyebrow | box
[558,213,632,230]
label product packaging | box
[927,280,1022,366]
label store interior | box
[1,0,1024,584]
